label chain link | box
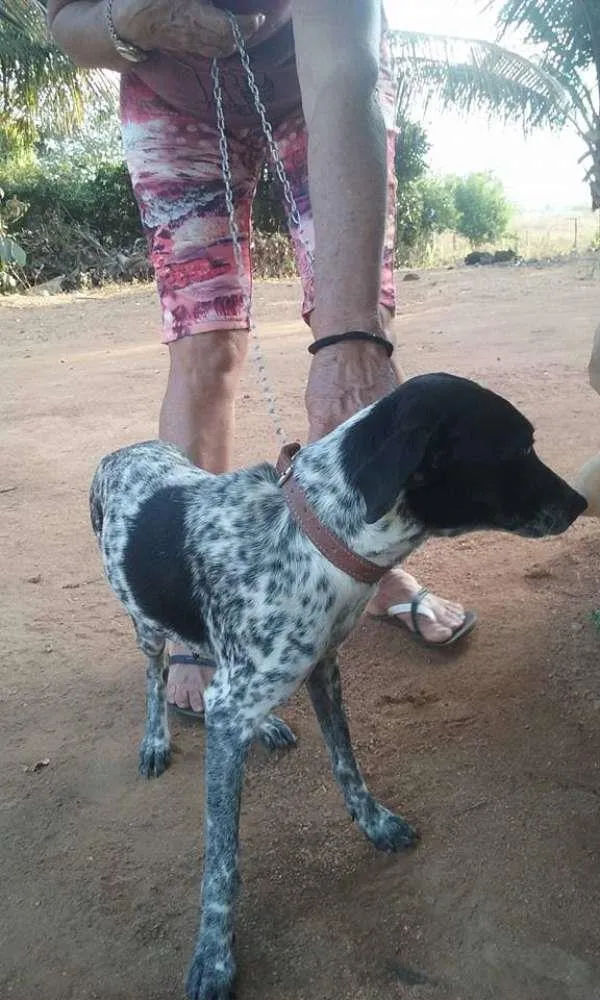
[211,54,286,443]
[225,12,306,242]
[211,10,321,445]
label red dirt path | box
[1,260,600,1000]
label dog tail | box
[89,462,106,543]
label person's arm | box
[291,0,400,439]
[292,0,386,341]
[47,0,265,70]
[48,0,129,70]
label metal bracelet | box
[104,0,150,63]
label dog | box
[90,372,586,1000]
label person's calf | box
[159,328,248,713]
[159,328,248,470]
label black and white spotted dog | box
[90,372,585,1000]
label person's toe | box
[167,664,205,712]
[187,681,205,714]
[413,614,454,642]
[432,599,465,630]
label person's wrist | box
[109,0,150,52]
[309,337,396,370]
[309,330,394,359]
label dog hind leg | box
[135,621,171,778]
[307,655,418,852]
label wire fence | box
[428,211,600,266]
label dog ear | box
[340,391,431,524]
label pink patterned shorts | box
[121,45,397,343]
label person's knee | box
[168,330,248,399]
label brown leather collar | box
[276,442,389,585]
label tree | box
[394,117,458,263]
[390,0,600,210]
[450,172,511,246]
[0,0,114,155]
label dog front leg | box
[307,655,418,852]
[186,718,247,1000]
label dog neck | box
[285,414,426,570]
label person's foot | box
[166,642,215,713]
[366,567,467,644]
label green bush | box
[251,230,296,278]
[0,161,142,247]
[395,176,457,265]
[0,116,515,290]
[451,172,511,248]
[0,159,145,286]
[0,187,28,292]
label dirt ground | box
[2,259,600,1000]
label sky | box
[383,0,591,211]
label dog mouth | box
[515,502,587,538]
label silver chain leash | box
[210,11,315,445]
[211,56,285,443]
[225,13,305,243]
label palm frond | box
[0,0,115,139]
[491,0,600,76]
[389,30,571,129]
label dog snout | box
[528,481,587,536]
[547,484,587,532]
[566,485,588,520]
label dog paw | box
[185,949,235,1000]
[138,737,171,778]
[360,804,419,853]
[257,714,297,750]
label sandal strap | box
[387,588,436,639]
[167,653,215,668]
[410,587,431,638]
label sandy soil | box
[2,259,600,1000]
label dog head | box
[341,373,586,537]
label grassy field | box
[427,209,600,265]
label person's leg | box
[160,331,249,709]
[276,28,470,644]
[121,73,263,707]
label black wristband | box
[308,331,394,358]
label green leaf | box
[0,0,116,149]
[0,235,26,265]
[390,30,570,129]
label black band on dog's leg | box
[308,331,394,357]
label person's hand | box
[111,0,265,58]
[305,340,401,442]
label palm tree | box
[390,0,600,210]
[0,0,113,153]
[3,0,599,209]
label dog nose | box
[570,488,588,519]
[548,486,587,532]
[575,493,588,517]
